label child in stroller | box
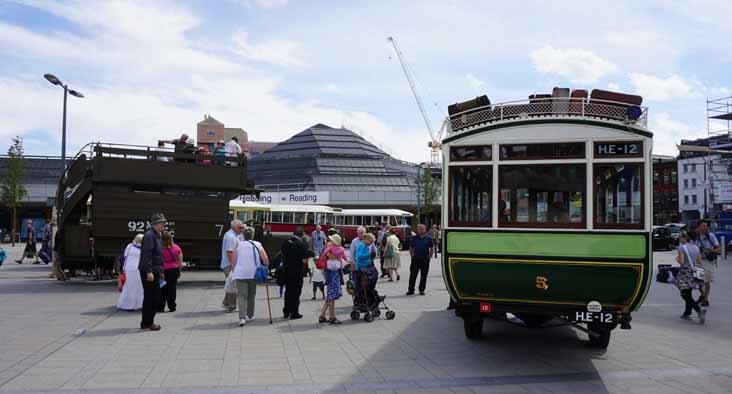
[348,233,395,322]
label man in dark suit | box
[139,213,167,331]
[281,227,311,319]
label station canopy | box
[248,124,418,192]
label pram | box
[346,265,395,322]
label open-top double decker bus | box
[442,89,652,348]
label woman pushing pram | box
[349,233,395,322]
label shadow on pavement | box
[319,310,611,393]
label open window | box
[449,166,492,227]
[499,165,585,228]
[594,163,643,229]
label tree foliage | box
[417,166,440,218]
[2,137,27,244]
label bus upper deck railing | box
[447,97,648,133]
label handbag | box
[315,253,327,270]
[250,241,269,283]
[224,275,238,294]
[384,243,395,258]
[680,245,705,282]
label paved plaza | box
[0,246,731,394]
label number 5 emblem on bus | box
[536,276,549,291]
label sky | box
[1,0,731,163]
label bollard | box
[722,236,727,260]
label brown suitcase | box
[590,89,642,105]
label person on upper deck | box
[225,136,243,166]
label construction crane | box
[387,36,448,164]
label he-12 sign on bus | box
[594,141,643,158]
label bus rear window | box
[500,142,585,160]
[450,145,492,161]
[499,165,585,228]
[449,166,492,227]
[594,164,643,228]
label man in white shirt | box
[221,220,244,311]
[225,136,242,166]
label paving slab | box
[0,248,731,393]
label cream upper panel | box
[444,122,650,147]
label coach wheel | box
[385,311,396,320]
[350,311,360,320]
[588,322,612,349]
[463,315,483,339]
[364,312,374,323]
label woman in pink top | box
[318,234,349,324]
[159,232,183,313]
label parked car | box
[653,226,673,251]
[664,223,687,246]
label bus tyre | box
[463,316,483,339]
[588,322,612,349]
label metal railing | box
[447,97,648,133]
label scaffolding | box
[707,95,732,138]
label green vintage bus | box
[442,90,651,348]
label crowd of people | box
[112,211,441,331]
[156,133,243,165]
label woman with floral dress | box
[676,231,706,324]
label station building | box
[0,155,62,240]
[248,123,428,213]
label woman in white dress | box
[117,234,144,310]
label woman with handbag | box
[676,231,706,324]
[383,231,402,282]
[159,232,183,313]
[117,234,145,311]
[231,228,269,326]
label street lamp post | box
[44,73,84,172]
[44,74,83,218]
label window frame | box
[497,163,587,229]
[449,145,493,162]
[592,163,645,230]
[448,165,493,228]
[499,142,586,161]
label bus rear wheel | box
[463,315,483,339]
[588,322,612,349]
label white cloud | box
[232,0,289,8]
[529,46,618,84]
[650,112,704,156]
[465,73,485,92]
[629,73,701,101]
[233,30,307,67]
[607,83,621,91]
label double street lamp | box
[45,73,83,219]
[44,73,84,171]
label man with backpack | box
[695,220,720,307]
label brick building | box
[196,114,248,154]
[652,155,679,225]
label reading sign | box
[594,141,643,158]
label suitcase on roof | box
[590,89,643,105]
